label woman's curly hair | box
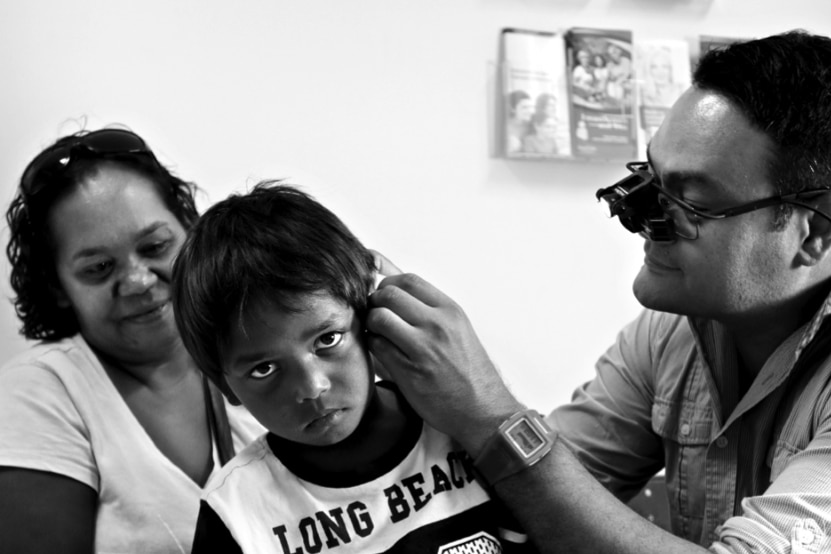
[6,129,200,341]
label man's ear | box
[797,195,831,266]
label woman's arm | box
[0,467,96,553]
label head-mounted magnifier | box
[595,162,677,242]
[597,161,831,242]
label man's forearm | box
[491,438,710,554]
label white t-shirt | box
[0,335,263,554]
[195,385,532,553]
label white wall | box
[2,0,830,412]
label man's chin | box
[632,277,687,315]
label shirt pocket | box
[652,397,712,528]
[652,397,713,445]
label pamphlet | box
[634,39,692,155]
[501,28,572,159]
[565,27,637,161]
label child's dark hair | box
[171,182,376,400]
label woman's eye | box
[81,260,113,279]
[316,332,344,350]
[141,239,172,257]
[249,362,279,380]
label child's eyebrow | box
[225,351,270,374]
[304,314,345,339]
[225,313,350,372]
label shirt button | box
[716,436,728,448]
[797,528,815,545]
[680,424,691,436]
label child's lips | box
[306,408,346,430]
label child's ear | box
[370,351,392,382]
[373,270,384,293]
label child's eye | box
[316,332,343,350]
[249,362,279,380]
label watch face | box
[505,419,546,458]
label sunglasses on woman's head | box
[21,129,155,197]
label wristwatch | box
[473,409,556,487]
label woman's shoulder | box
[0,336,101,484]
[0,336,91,378]
[0,335,108,412]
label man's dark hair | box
[694,30,831,205]
[171,182,376,401]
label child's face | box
[222,292,373,446]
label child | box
[171,183,535,553]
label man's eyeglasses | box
[596,161,831,242]
[21,129,155,197]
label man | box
[366,30,831,553]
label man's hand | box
[366,252,522,455]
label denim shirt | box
[549,300,831,553]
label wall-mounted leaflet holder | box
[500,26,639,163]
[500,27,747,163]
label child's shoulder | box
[203,432,272,496]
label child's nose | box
[295,365,331,403]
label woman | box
[506,89,534,154]
[641,47,685,108]
[0,128,263,553]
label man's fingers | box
[367,252,452,312]
[368,281,445,330]
[372,272,450,310]
[366,331,413,381]
[365,303,412,347]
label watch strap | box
[473,409,555,487]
